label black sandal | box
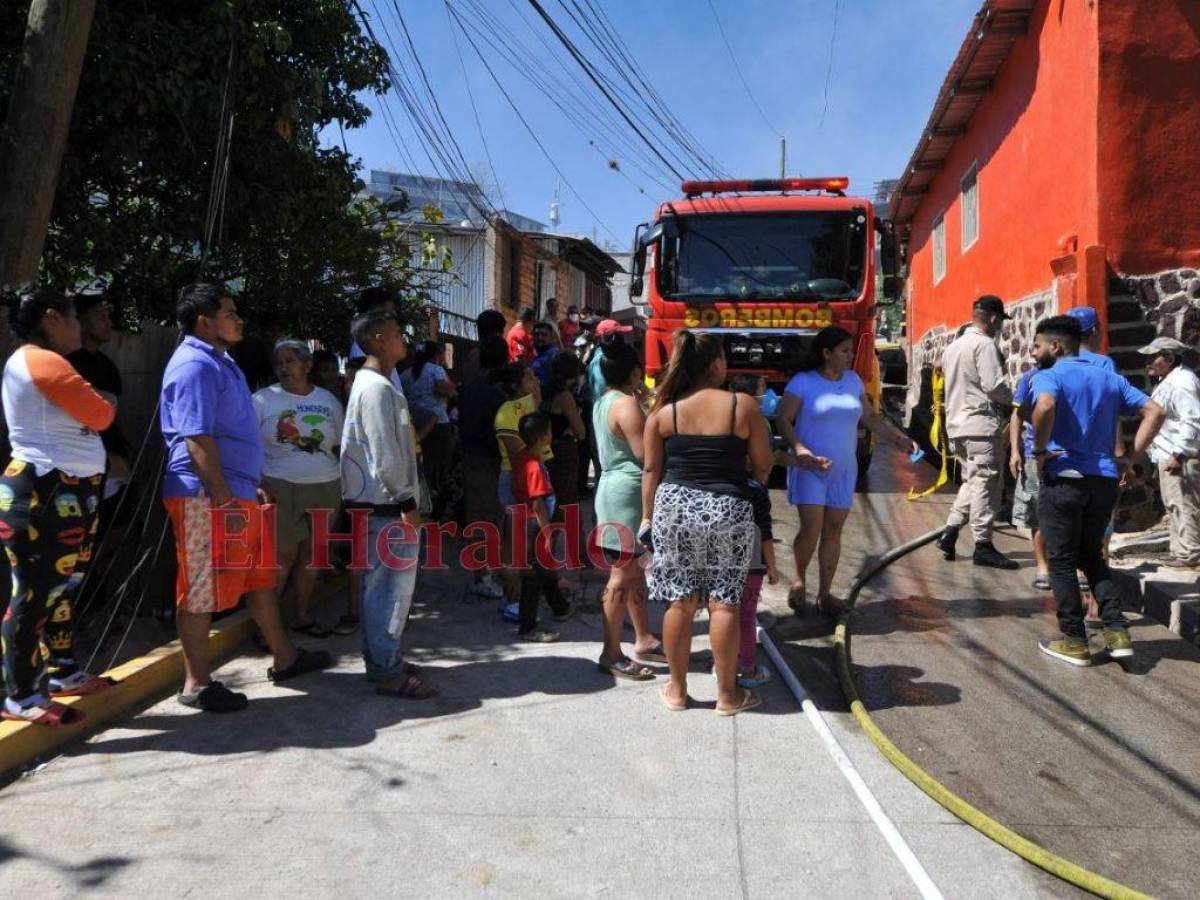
[178,681,248,713]
[268,648,333,683]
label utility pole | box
[0,0,97,290]
[779,137,786,178]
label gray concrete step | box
[1111,564,1200,644]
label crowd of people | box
[935,297,1199,666]
[1,283,1197,726]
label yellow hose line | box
[907,369,949,501]
[833,618,1153,900]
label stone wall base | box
[1104,267,1200,530]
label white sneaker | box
[472,575,505,600]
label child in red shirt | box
[511,413,573,641]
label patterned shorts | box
[165,496,277,613]
[647,483,755,606]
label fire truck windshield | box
[659,209,868,302]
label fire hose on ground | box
[800,526,1151,899]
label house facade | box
[895,0,1200,382]
[892,0,1200,523]
[370,170,619,364]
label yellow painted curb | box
[0,611,254,778]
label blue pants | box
[361,515,421,682]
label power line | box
[554,0,707,178]
[493,0,681,185]
[443,1,508,212]
[352,0,495,219]
[453,0,675,193]
[478,0,681,187]
[525,0,686,183]
[820,0,841,128]
[389,1,484,194]
[570,0,728,179]
[705,0,781,139]
[447,3,620,242]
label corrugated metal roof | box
[889,0,1037,232]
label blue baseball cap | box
[1066,306,1100,334]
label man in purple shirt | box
[161,284,330,713]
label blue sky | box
[335,1,981,247]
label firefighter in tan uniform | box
[936,295,1020,569]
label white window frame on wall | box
[960,163,979,252]
[932,212,947,285]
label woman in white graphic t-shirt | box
[253,340,346,637]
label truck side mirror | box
[630,223,647,298]
[878,220,898,278]
[630,221,663,303]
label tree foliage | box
[0,0,443,351]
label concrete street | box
[0,446,1194,898]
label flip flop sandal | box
[736,665,773,688]
[49,672,115,697]
[658,685,689,711]
[597,658,654,681]
[375,673,438,699]
[2,700,85,728]
[1031,575,1051,591]
[716,689,762,717]
[633,642,668,664]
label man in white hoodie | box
[341,310,435,699]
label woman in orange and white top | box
[1,288,116,727]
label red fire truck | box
[629,177,901,475]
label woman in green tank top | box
[592,343,664,680]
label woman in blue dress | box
[775,326,916,615]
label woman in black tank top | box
[642,331,774,716]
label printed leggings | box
[0,460,102,702]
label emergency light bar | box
[681,177,850,197]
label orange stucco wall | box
[1097,0,1200,273]
[907,0,1100,340]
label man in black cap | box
[936,295,1019,568]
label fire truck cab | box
[629,177,901,476]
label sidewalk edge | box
[0,611,253,777]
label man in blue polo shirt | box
[1029,315,1165,667]
[1010,305,1119,590]
[161,283,330,713]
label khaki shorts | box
[261,476,342,548]
[1012,456,1040,531]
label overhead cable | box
[706,0,782,139]
[447,3,621,242]
[525,0,686,183]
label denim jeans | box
[361,515,421,681]
[1037,475,1126,639]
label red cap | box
[595,319,632,337]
